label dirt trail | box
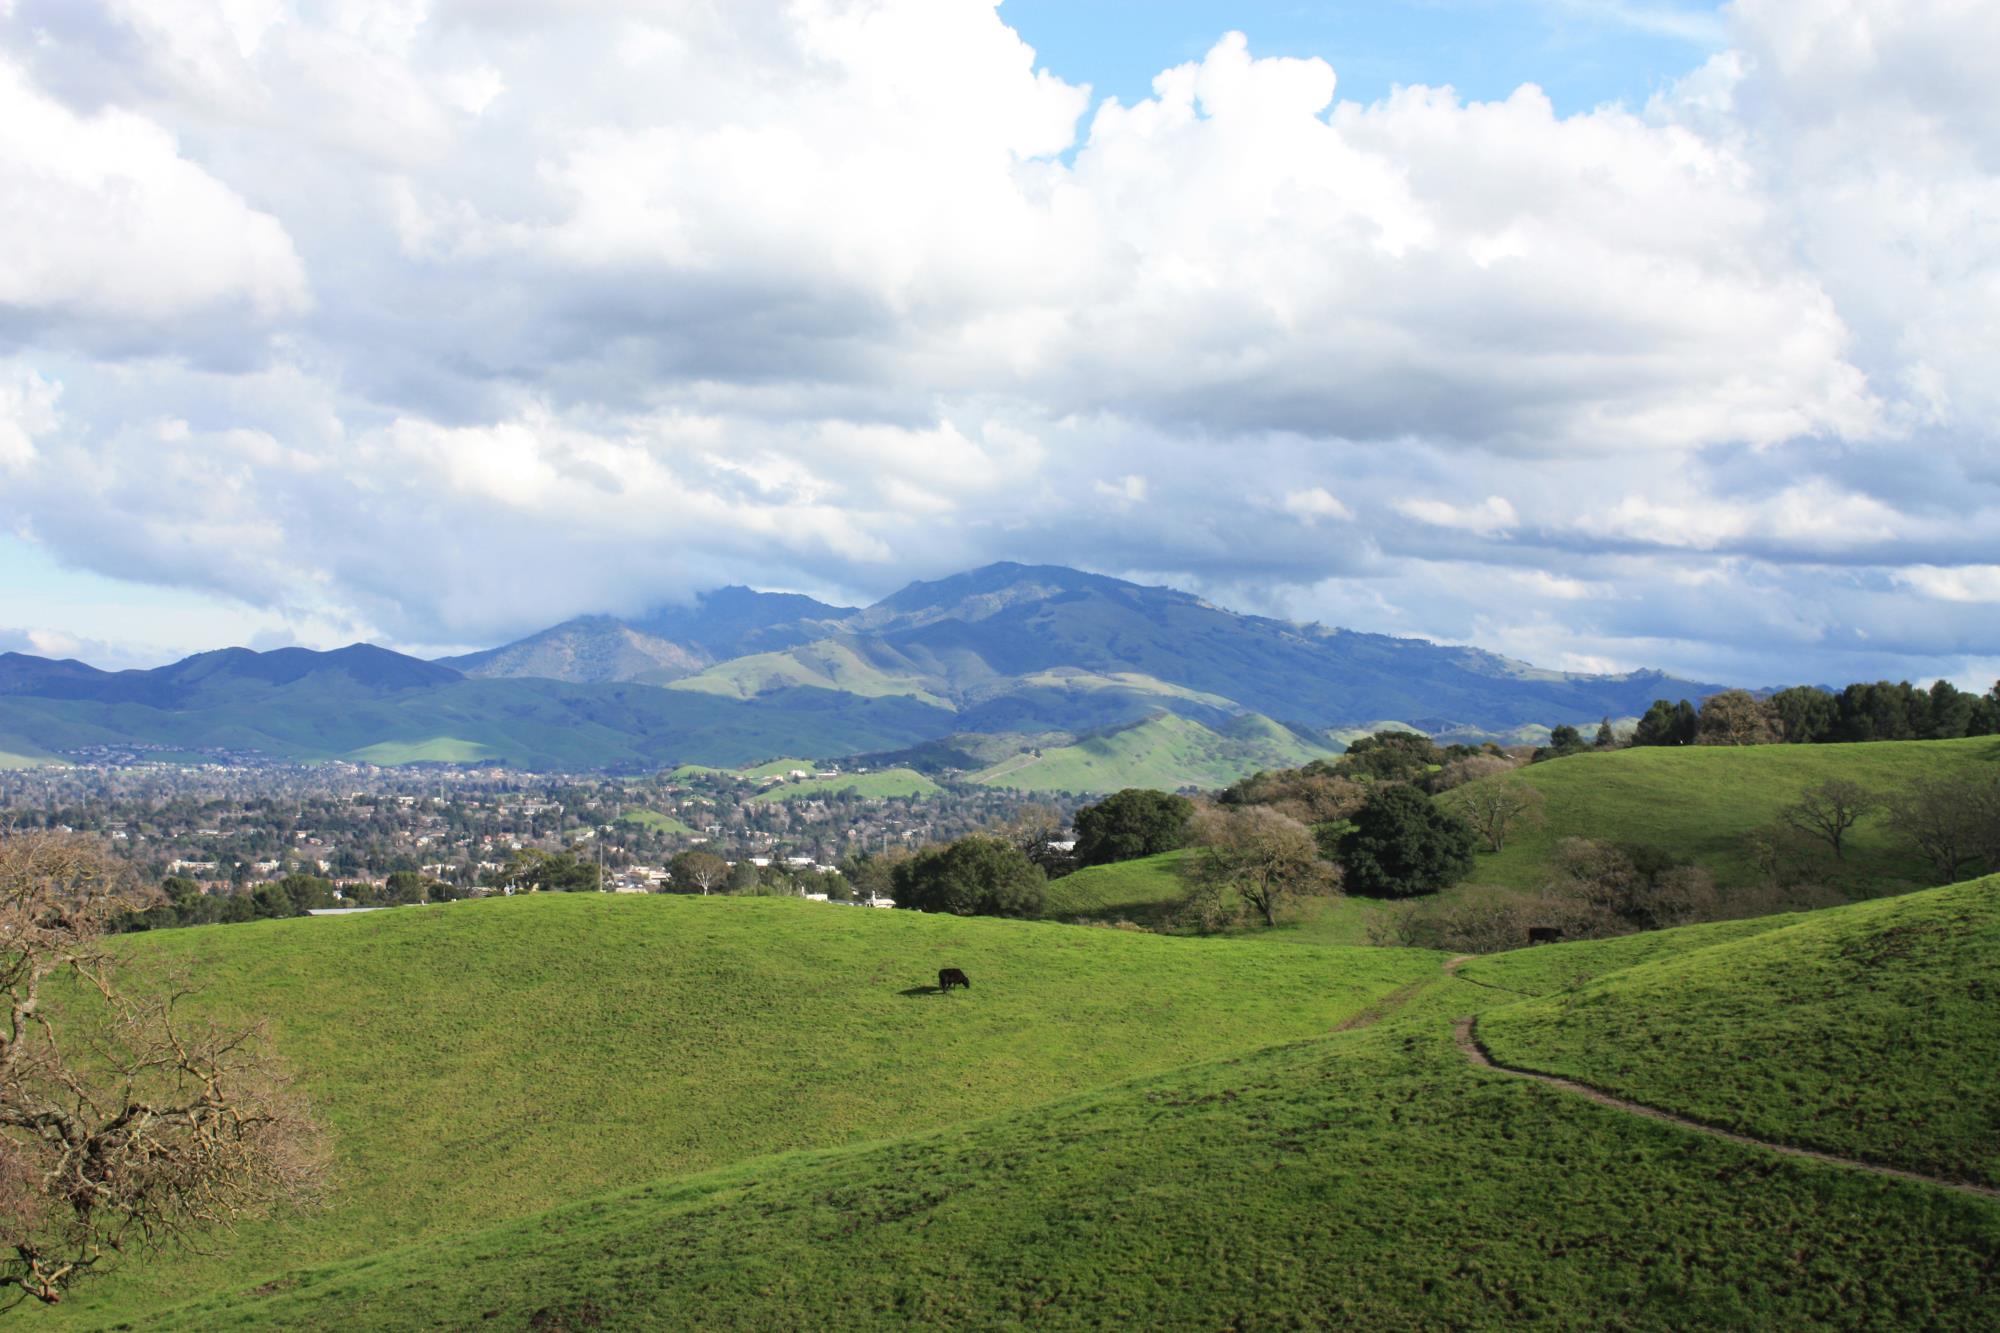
[1336,952,1494,1035]
[1454,1015,2000,1202]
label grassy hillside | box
[1457,914,1803,995]
[617,808,695,835]
[738,757,820,778]
[668,639,952,708]
[1041,849,1192,923]
[148,948,2000,1331]
[346,736,500,764]
[32,896,1433,1327]
[1042,853,1388,946]
[751,768,942,803]
[0,679,956,771]
[1457,737,2000,894]
[1479,876,2000,1187]
[0,745,57,769]
[969,712,1338,795]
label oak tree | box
[1,833,323,1306]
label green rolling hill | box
[1040,848,1192,923]
[968,711,1340,794]
[79,880,2000,1331]
[750,767,943,803]
[0,744,59,769]
[29,896,1431,1328]
[1478,875,2000,1187]
[0,650,957,771]
[1452,736,2000,895]
[617,808,696,835]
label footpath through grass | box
[1457,737,2000,895]
[152,964,2000,1331]
[1479,875,2000,1188]
[30,895,1432,1328]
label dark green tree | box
[1073,789,1194,867]
[1632,700,1681,746]
[1337,784,1476,899]
[1336,730,1440,784]
[891,836,1046,917]
[249,881,298,919]
[276,873,335,910]
[1769,686,1837,743]
[383,870,427,904]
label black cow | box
[938,967,971,992]
[1527,926,1564,945]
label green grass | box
[1041,850,1192,924]
[345,736,499,764]
[31,896,1433,1328]
[1456,914,1804,995]
[146,969,2000,1332]
[1456,737,2000,894]
[1044,852,1388,945]
[750,767,943,803]
[617,808,695,835]
[667,640,952,709]
[0,746,59,769]
[737,757,821,778]
[1480,876,2000,1187]
[969,712,1338,795]
[33,875,2000,1330]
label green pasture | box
[1454,737,2000,894]
[31,896,1430,1327]
[149,882,2000,1330]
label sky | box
[0,0,1996,691]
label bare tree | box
[1181,806,1337,929]
[1,833,323,1306]
[669,849,730,896]
[1884,776,2000,883]
[1779,779,1879,861]
[1431,754,1517,794]
[1440,776,1546,852]
[988,803,1076,878]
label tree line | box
[1628,679,2000,749]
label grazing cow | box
[937,967,971,992]
[1527,926,1564,945]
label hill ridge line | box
[1453,1015,2000,1201]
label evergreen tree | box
[1073,789,1195,867]
[891,836,1046,917]
[1336,785,1476,899]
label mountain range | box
[0,563,1727,784]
